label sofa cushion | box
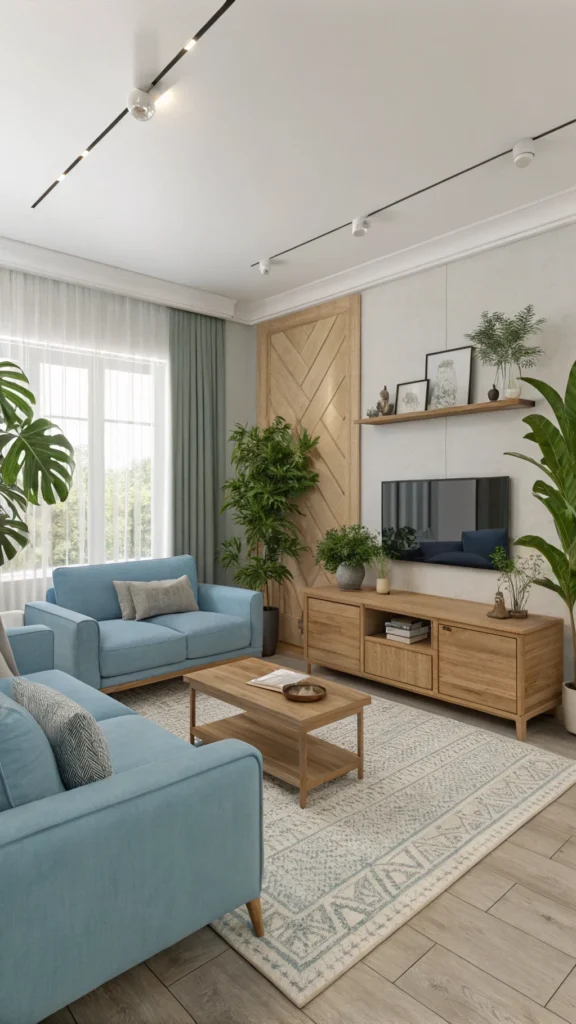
[99,715,194,774]
[1,670,136,721]
[98,620,186,678]
[147,611,251,659]
[12,679,114,790]
[0,691,65,811]
[52,555,199,621]
[130,575,199,621]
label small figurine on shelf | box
[376,386,395,416]
[366,407,380,418]
[487,591,510,619]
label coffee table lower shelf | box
[191,713,361,808]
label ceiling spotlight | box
[128,88,155,122]
[513,138,535,168]
[259,259,271,276]
[352,217,370,237]
[184,38,196,51]
[57,173,66,182]
[80,150,90,158]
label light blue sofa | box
[0,624,263,1024]
[24,554,263,691]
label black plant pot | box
[488,386,500,402]
[262,606,279,657]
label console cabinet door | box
[307,598,360,671]
[438,624,517,713]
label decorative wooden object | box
[185,657,370,808]
[257,295,361,648]
[356,397,534,425]
[303,587,564,741]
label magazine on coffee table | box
[247,669,310,692]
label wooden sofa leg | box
[246,898,264,937]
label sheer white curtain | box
[0,269,170,610]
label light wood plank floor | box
[42,658,576,1024]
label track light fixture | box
[259,259,271,276]
[513,138,536,168]
[352,217,370,237]
[128,88,156,122]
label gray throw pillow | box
[113,580,139,620]
[12,678,113,790]
[129,575,199,621]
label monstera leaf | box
[0,418,75,505]
[0,361,35,426]
[0,514,29,565]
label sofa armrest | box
[198,584,263,651]
[0,740,263,1024]
[6,624,54,675]
[24,601,101,688]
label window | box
[1,342,169,577]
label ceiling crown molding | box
[235,185,576,324]
[0,236,237,320]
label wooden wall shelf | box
[356,397,534,425]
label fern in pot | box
[219,417,318,656]
[315,525,381,590]
[505,359,576,731]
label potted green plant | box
[315,524,381,590]
[489,545,545,617]
[465,304,545,400]
[0,360,74,566]
[375,526,419,593]
[218,416,319,656]
[505,359,576,730]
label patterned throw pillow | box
[11,678,113,790]
[128,575,199,621]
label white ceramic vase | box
[505,376,521,399]
[376,577,390,594]
[563,682,576,734]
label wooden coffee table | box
[185,658,371,808]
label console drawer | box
[307,598,361,671]
[438,623,517,712]
[364,639,432,690]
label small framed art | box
[425,345,473,409]
[395,379,429,415]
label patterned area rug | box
[118,680,576,1007]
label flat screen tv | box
[381,476,510,570]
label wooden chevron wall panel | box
[257,295,361,648]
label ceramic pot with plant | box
[505,359,576,732]
[315,525,381,591]
[375,525,419,593]
[218,416,319,656]
[466,304,545,401]
[489,546,544,618]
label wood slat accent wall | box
[257,296,361,648]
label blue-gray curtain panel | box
[169,309,225,583]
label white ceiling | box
[1,0,576,309]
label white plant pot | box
[562,681,576,734]
[505,377,521,399]
[376,577,390,594]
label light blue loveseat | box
[24,554,263,691]
[0,624,263,1024]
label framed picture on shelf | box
[395,379,429,415]
[425,345,473,409]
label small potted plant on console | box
[375,526,419,593]
[316,524,381,590]
[490,545,544,618]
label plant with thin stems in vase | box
[373,526,419,593]
[316,524,381,591]
[505,359,576,730]
[465,304,545,400]
[218,416,319,655]
[489,545,545,617]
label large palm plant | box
[0,361,75,565]
[506,359,576,673]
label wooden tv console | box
[303,586,565,740]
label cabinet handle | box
[442,625,452,631]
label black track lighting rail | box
[250,113,576,267]
[31,0,238,209]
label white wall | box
[220,321,257,580]
[361,222,576,672]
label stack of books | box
[385,616,430,644]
